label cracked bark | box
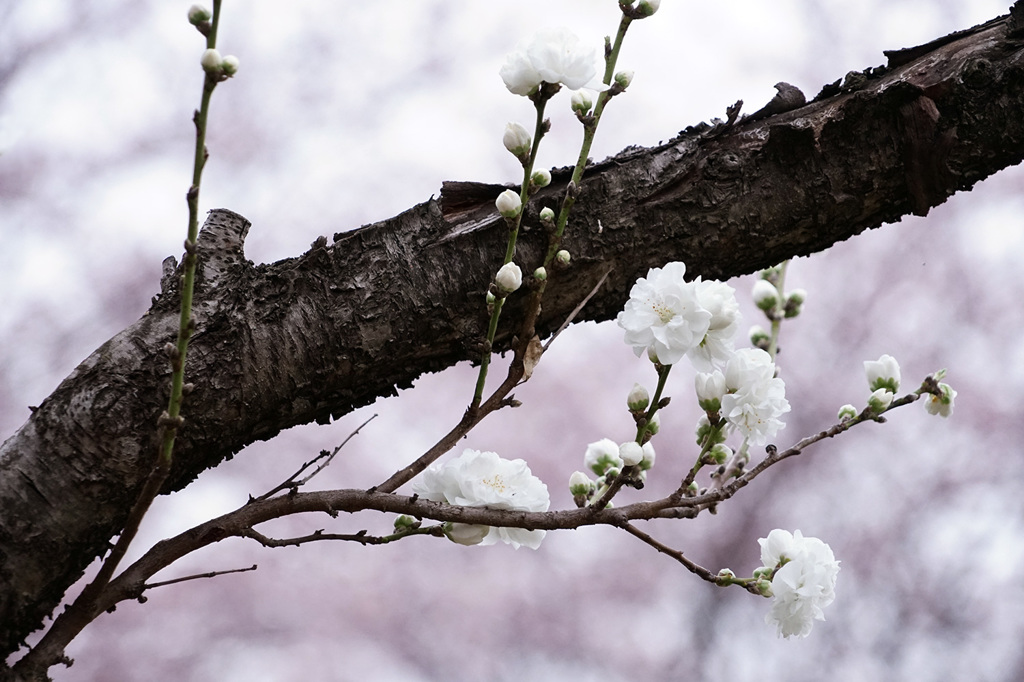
[3,7,1024,662]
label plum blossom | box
[720,348,790,444]
[413,449,549,549]
[617,262,712,365]
[500,28,600,96]
[759,529,840,638]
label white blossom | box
[500,28,600,96]
[924,382,957,417]
[616,262,712,365]
[865,354,901,393]
[720,348,790,444]
[689,279,741,371]
[495,261,522,294]
[584,438,622,476]
[413,449,550,549]
[759,529,840,638]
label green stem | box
[471,97,549,409]
[767,260,789,360]
[546,14,632,265]
[635,362,671,442]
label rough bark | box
[4,7,1024,662]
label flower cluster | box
[757,529,840,638]
[413,449,549,549]
[500,27,601,96]
[570,437,656,506]
[617,261,789,444]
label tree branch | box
[4,8,1024,658]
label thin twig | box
[253,413,377,502]
[143,564,257,592]
[241,525,444,548]
[543,264,614,351]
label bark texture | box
[4,7,1024,661]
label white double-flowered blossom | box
[584,438,622,476]
[617,262,712,366]
[758,529,840,639]
[924,382,957,417]
[720,348,790,445]
[500,27,600,96]
[690,279,741,371]
[413,449,550,549]
[495,262,523,294]
[865,354,901,393]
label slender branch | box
[253,413,377,502]
[241,526,445,548]
[143,564,258,592]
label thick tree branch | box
[3,9,1024,659]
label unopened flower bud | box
[627,383,650,411]
[717,568,736,583]
[495,189,522,218]
[394,515,421,531]
[637,0,661,16]
[540,207,556,224]
[865,354,901,393]
[220,55,239,77]
[569,471,594,497]
[710,443,732,465]
[571,89,593,115]
[531,168,551,189]
[640,441,656,470]
[188,4,212,24]
[837,404,858,421]
[784,288,807,318]
[614,70,634,89]
[533,266,547,281]
[752,279,780,313]
[749,324,771,349]
[695,371,726,413]
[495,261,522,294]
[619,441,643,466]
[555,249,571,265]
[867,388,894,412]
[200,48,223,74]
[645,411,661,436]
[503,122,532,160]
